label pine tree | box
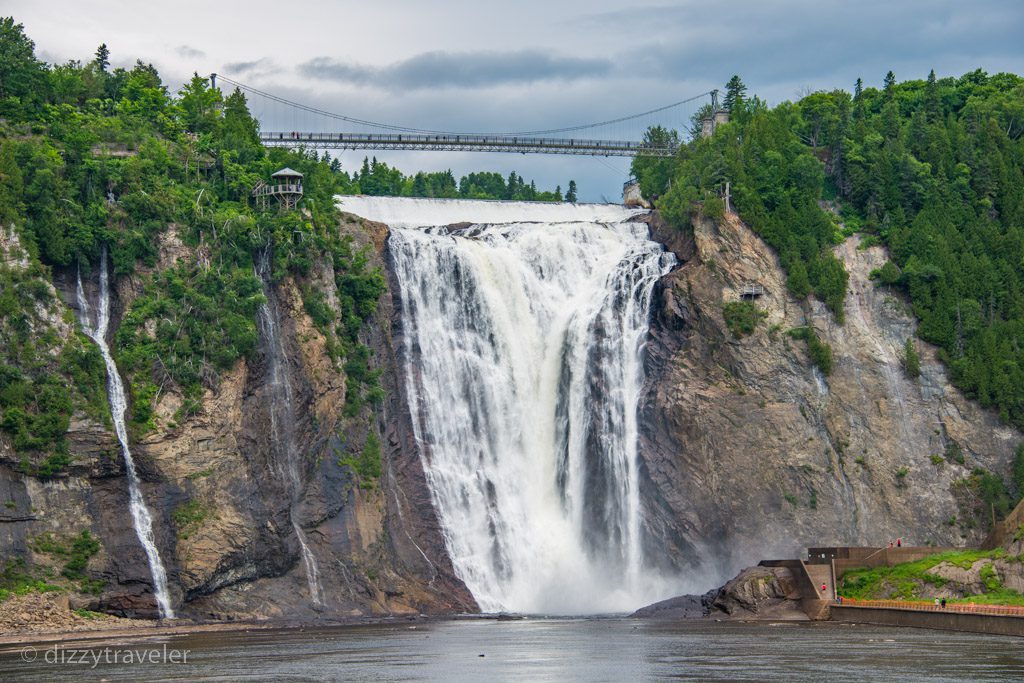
[903,338,921,378]
[723,75,747,112]
[883,70,896,96]
[924,69,940,121]
[566,180,578,203]
[93,43,110,73]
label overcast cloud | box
[4,0,1022,200]
[299,50,612,91]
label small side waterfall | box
[76,248,174,619]
[254,249,325,608]
[344,196,678,614]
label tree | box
[786,260,811,299]
[93,43,110,73]
[904,337,921,378]
[689,103,713,139]
[630,125,679,200]
[723,75,747,112]
[178,73,222,135]
[566,180,577,203]
[222,88,262,163]
[883,70,896,96]
[924,69,940,121]
[0,17,47,116]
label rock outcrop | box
[637,210,1023,589]
[0,214,475,623]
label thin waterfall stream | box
[342,196,678,614]
[76,247,174,619]
[255,249,325,608]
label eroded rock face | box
[0,215,474,623]
[638,211,1022,590]
[709,566,804,618]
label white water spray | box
[344,196,677,614]
[76,248,174,619]
[255,250,325,608]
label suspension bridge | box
[214,75,714,158]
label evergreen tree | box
[566,180,577,203]
[0,17,47,116]
[904,338,921,378]
[93,43,110,73]
[723,75,747,112]
[883,70,896,95]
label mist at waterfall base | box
[342,196,688,615]
[76,249,174,619]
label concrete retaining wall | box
[832,605,1024,637]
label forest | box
[635,70,1024,433]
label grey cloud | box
[298,50,613,90]
[175,45,206,59]
[590,0,1024,99]
[223,58,276,76]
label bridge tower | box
[701,90,731,139]
[252,167,304,210]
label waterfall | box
[76,248,174,619]
[254,249,325,608]
[344,196,677,614]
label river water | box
[2,619,1022,681]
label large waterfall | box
[342,196,678,614]
[76,248,174,619]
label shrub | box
[903,338,921,378]
[722,301,766,338]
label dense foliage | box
[349,156,572,202]
[641,70,1024,430]
[0,19,388,464]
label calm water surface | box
[1,618,1022,681]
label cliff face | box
[0,216,474,620]
[4,204,1022,621]
[638,210,1022,588]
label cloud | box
[223,58,276,76]
[175,44,206,59]
[585,0,1024,99]
[298,50,613,91]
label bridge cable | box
[215,74,711,138]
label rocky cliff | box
[0,215,475,621]
[4,202,1023,623]
[637,210,1022,589]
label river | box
[2,619,1022,681]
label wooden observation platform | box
[740,283,765,300]
[252,167,303,210]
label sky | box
[4,0,1023,201]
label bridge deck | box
[260,132,677,157]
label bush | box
[340,429,383,489]
[788,326,834,375]
[903,338,921,378]
[722,301,766,338]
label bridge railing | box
[839,597,1024,617]
[260,132,678,157]
[252,183,303,197]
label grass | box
[172,500,209,540]
[839,549,1024,604]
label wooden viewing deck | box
[252,183,302,197]
[260,131,678,158]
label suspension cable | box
[215,74,710,137]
